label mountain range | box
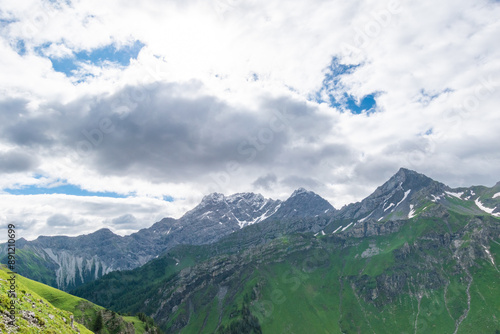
[1,181,334,290]
[2,167,500,333]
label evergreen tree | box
[93,311,104,333]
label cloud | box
[0,82,341,186]
[253,173,278,190]
[0,0,499,239]
[0,193,190,242]
[0,150,39,173]
[110,214,138,229]
[281,175,322,190]
[46,213,74,227]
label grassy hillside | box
[0,265,92,333]
[0,248,58,287]
[0,265,162,333]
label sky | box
[0,0,499,241]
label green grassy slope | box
[0,248,58,287]
[0,265,162,333]
[0,265,92,333]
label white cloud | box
[0,0,499,239]
[0,193,192,242]
[40,43,74,59]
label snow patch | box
[232,212,246,229]
[483,246,497,270]
[341,222,353,231]
[321,230,325,236]
[395,190,411,208]
[358,211,373,223]
[431,193,445,202]
[257,199,269,211]
[200,210,213,218]
[475,198,500,217]
[445,191,464,199]
[332,226,342,234]
[248,203,282,226]
[493,192,500,199]
[384,203,395,212]
[408,204,416,219]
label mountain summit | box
[272,187,335,219]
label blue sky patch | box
[0,18,17,27]
[313,57,378,114]
[344,94,377,114]
[4,183,128,198]
[163,195,175,202]
[41,40,145,76]
[10,39,27,56]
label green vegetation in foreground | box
[0,265,162,333]
[0,265,92,333]
[0,249,57,287]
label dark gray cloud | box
[0,150,39,173]
[0,99,55,147]
[252,173,278,190]
[110,214,138,229]
[47,214,74,227]
[281,175,322,190]
[0,81,342,184]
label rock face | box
[332,168,444,222]
[331,167,498,224]
[271,188,334,219]
[1,189,333,291]
[169,192,283,245]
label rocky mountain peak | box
[92,228,115,235]
[200,192,225,205]
[226,192,265,205]
[291,187,310,197]
[272,188,335,219]
[376,168,436,195]
[333,168,445,222]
